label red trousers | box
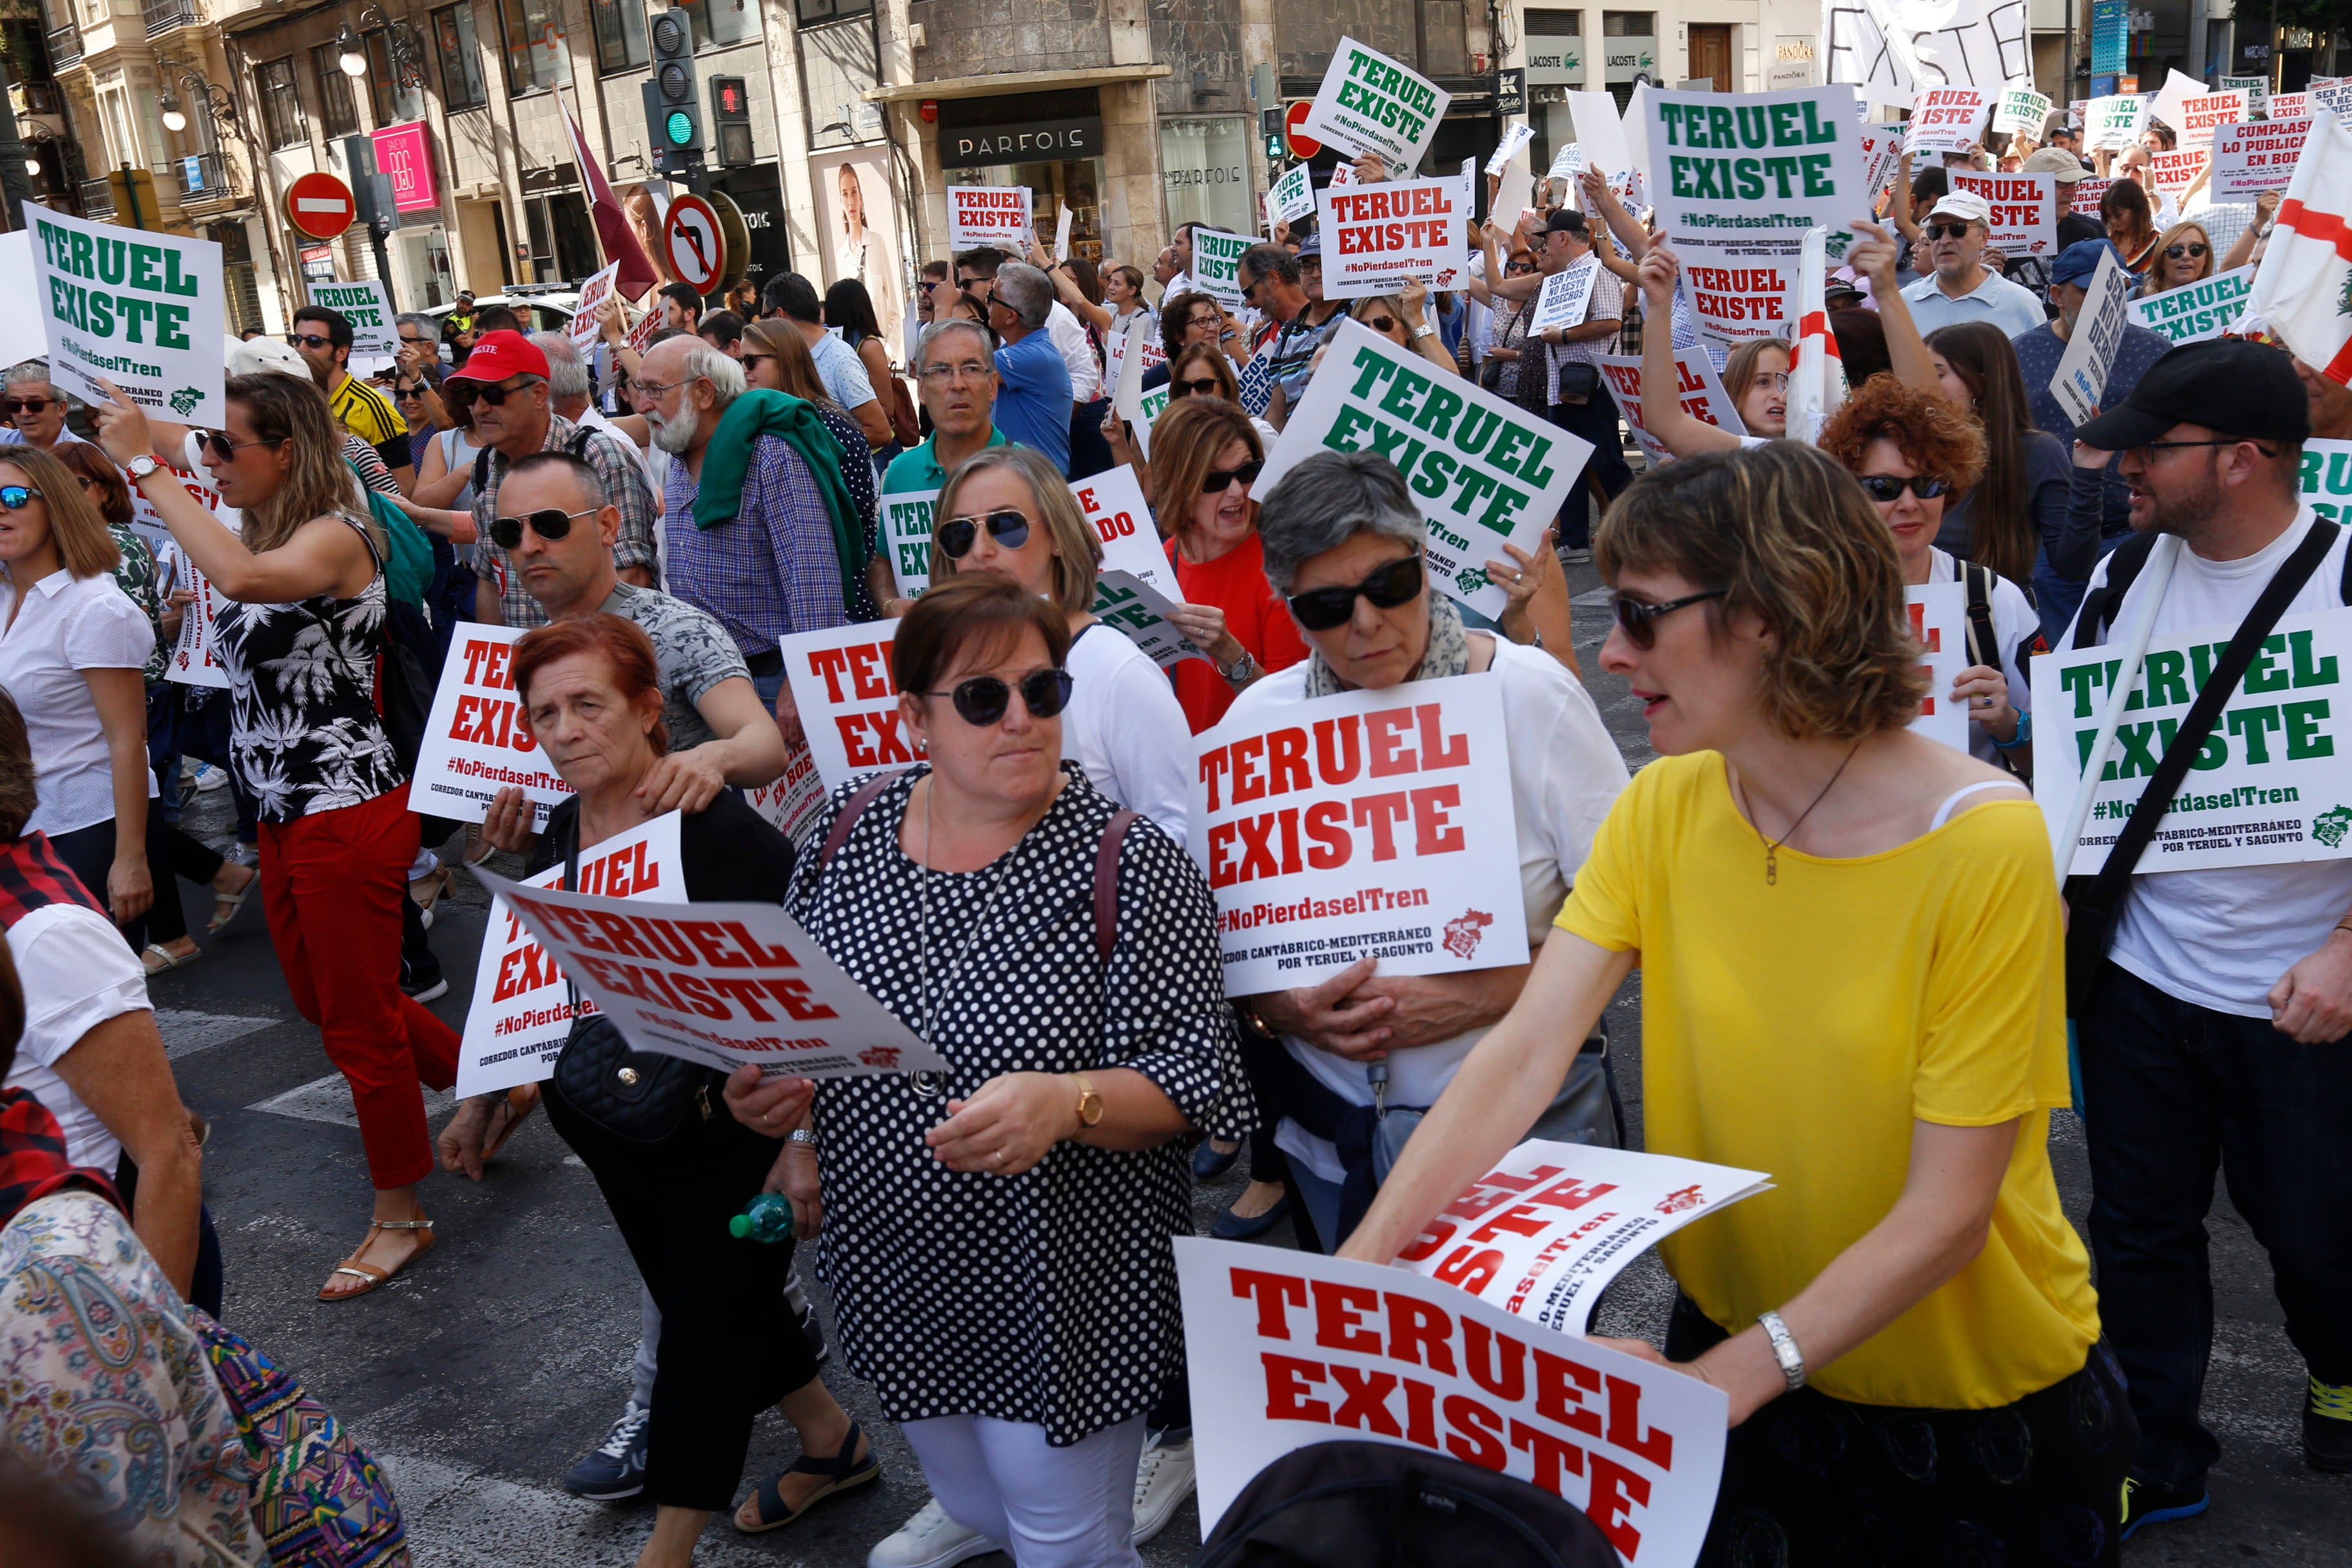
[260,785,458,1190]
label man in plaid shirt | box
[452,331,658,627]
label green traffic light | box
[666,110,695,146]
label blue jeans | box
[2075,961,2352,1491]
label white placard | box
[0,233,45,371]
[1527,255,1603,335]
[2070,175,2115,215]
[1949,170,2058,257]
[1547,141,1587,182]
[1907,583,1969,752]
[28,202,225,425]
[1595,349,1749,467]
[306,279,397,359]
[1303,35,1453,173]
[2035,607,2352,876]
[1485,122,1535,175]
[946,185,1033,251]
[2049,246,2133,426]
[474,866,950,1079]
[2301,438,2352,525]
[1073,466,1178,599]
[1395,1141,1772,1335]
[165,558,231,690]
[2149,148,2208,202]
[1259,318,1586,622]
[879,487,941,598]
[1857,122,1905,204]
[456,811,685,1098]
[2220,74,2269,119]
[2268,92,2312,122]
[1315,175,1471,299]
[1269,161,1316,227]
[1991,86,2053,137]
[1191,227,1255,308]
[1178,1237,1730,1557]
[571,262,620,353]
[1568,90,1637,184]
[2128,266,2255,344]
[2211,116,2312,198]
[781,620,910,792]
[409,624,572,828]
[1823,0,2034,108]
[1906,86,1992,154]
[1052,204,1074,263]
[743,742,830,849]
[1090,571,1209,671]
[1193,673,1531,995]
[2084,94,2146,153]
[2174,90,2248,151]
[1493,162,1535,226]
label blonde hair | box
[0,444,119,580]
[1596,443,1929,741]
[224,373,378,558]
[930,444,1101,614]
[2148,220,2215,293]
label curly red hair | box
[1816,373,1986,494]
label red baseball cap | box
[447,329,549,382]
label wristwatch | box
[1758,1310,1806,1391]
[1071,1072,1103,1129]
[1219,647,1255,684]
[785,1128,817,1148]
[1413,322,1439,340]
[124,454,160,482]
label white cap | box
[1925,190,1994,228]
[227,334,309,382]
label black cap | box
[1540,208,1588,237]
[2074,338,2311,450]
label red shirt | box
[1168,532,1311,732]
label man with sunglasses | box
[1897,191,2046,340]
[1238,243,1317,423]
[883,318,1009,501]
[456,330,658,628]
[0,367,84,453]
[288,306,415,493]
[2061,339,2352,1533]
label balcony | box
[142,0,199,36]
[79,175,113,218]
[174,151,233,204]
[11,80,63,118]
[46,24,80,69]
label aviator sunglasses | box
[927,668,1074,726]
[937,510,1031,559]
[1286,554,1425,632]
[489,507,597,550]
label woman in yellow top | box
[1342,442,2128,1563]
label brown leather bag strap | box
[818,772,901,872]
[1092,810,1139,966]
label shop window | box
[256,57,308,150]
[522,191,601,283]
[1159,116,1252,239]
[592,0,649,72]
[433,5,489,111]
[681,0,758,51]
[1527,10,1582,34]
[1602,12,1654,35]
[794,0,872,22]
[312,43,360,138]
[499,0,573,93]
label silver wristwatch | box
[785,1128,816,1148]
[124,454,160,481]
[1757,1310,1805,1391]
[1219,647,1255,683]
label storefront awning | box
[864,64,1170,103]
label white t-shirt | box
[1226,638,1630,1182]
[1062,622,1191,847]
[2,901,152,1171]
[0,571,157,837]
[1046,302,1102,404]
[2072,509,2352,1015]
[1928,547,2037,765]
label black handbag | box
[546,818,722,1148]
[1556,359,1600,404]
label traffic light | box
[709,75,752,168]
[644,7,701,164]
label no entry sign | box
[284,172,356,240]
[662,194,723,294]
[1284,101,1322,159]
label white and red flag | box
[2244,106,2352,386]
[1787,227,1848,445]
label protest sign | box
[1315,176,1471,299]
[743,741,830,848]
[1856,122,1904,206]
[2149,148,2208,202]
[1235,351,1276,418]
[625,300,660,357]
[1907,86,1992,154]
[1395,1141,1771,1335]
[2175,89,2248,149]
[1908,583,1969,752]
[1527,255,1603,336]
[2220,74,2269,118]
[2269,92,2311,122]
[0,233,42,371]
[1992,85,2053,136]
[1596,349,1749,467]
[1485,122,1535,175]
[1494,162,1535,225]
[1304,36,1453,173]
[1178,1237,1730,1556]
[2050,246,2133,426]
[945,185,1032,251]
[1191,673,1530,994]
[2070,175,2115,214]
[880,487,940,598]
[1258,318,1587,621]
[1328,160,1356,188]
[2211,115,2312,198]
[1547,142,1587,183]
[2318,82,2352,120]
[1191,227,1254,308]
[1052,204,1074,262]
[2084,94,2145,152]
[475,866,949,1079]
[571,262,620,353]
[1822,0,2032,107]
[166,558,231,690]
[1951,170,2058,256]
[28,203,225,424]
[1643,85,1871,339]
[128,460,220,561]
[1075,464,1179,599]
[2302,440,2352,525]
[409,624,571,828]
[781,620,909,792]
[1268,161,1316,226]
[1091,571,1209,671]
[306,279,396,359]
[456,812,685,1099]
[1568,89,1637,183]
[2034,607,2352,876]
[2128,265,2255,344]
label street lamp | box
[161,92,188,133]
[337,22,368,77]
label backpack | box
[344,459,433,610]
[2071,525,2352,651]
[1196,1440,1620,1568]
[473,424,599,494]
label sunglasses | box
[1286,554,1424,632]
[741,353,774,375]
[398,333,435,346]
[1170,376,1224,398]
[2164,242,2208,259]
[1924,222,1974,242]
[489,506,596,550]
[198,431,281,463]
[393,385,429,401]
[937,509,1031,560]
[1202,459,1263,495]
[1360,314,1398,335]
[1611,588,1728,649]
[0,484,43,511]
[467,377,536,407]
[1857,473,1952,502]
[1,398,53,415]
[286,332,337,349]
[927,667,1074,727]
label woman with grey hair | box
[1228,449,1630,1249]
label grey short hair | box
[1255,450,1426,594]
[529,331,593,400]
[395,312,438,340]
[1240,244,1299,288]
[992,262,1053,331]
[918,317,996,369]
[680,342,745,409]
[4,362,63,402]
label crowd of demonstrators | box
[1104,340,1279,487]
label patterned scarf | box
[1302,589,1471,698]
[0,1086,119,1228]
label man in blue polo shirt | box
[1899,190,2048,339]
[983,262,1073,475]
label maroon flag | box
[561,96,659,301]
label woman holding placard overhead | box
[92,371,462,1304]
[725,575,1250,1568]
[1341,441,2126,1566]
[1631,244,1790,458]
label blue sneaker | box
[561,1401,650,1501]
[2119,1475,2209,1540]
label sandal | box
[206,866,257,934]
[317,1217,436,1302]
[482,1084,541,1163]
[142,942,203,975]
[409,865,454,925]
[733,1420,879,1533]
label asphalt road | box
[151,578,2348,1565]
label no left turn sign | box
[662,195,723,295]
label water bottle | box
[729,1192,792,1242]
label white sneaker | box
[867,1497,1001,1568]
[1131,1433,1195,1545]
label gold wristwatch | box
[1071,1072,1103,1129]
